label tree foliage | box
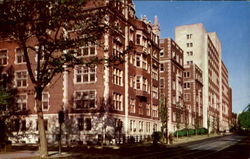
[0,67,29,146]
[238,109,250,129]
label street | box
[130,135,250,159]
[0,135,249,159]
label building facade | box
[175,23,232,132]
[183,64,203,129]
[159,38,184,133]
[0,0,161,144]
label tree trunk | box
[36,90,48,158]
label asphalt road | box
[131,135,250,159]
[0,135,249,159]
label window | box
[146,103,151,116]
[152,86,158,99]
[138,103,143,115]
[136,34,141,45]
[0,50,7,65]
[78,118,84,131]
[77,42,96,57]
[184,82,190,89]
[17,94,27,111]
[152,105,158,118]
[187,61,193,64]
[85,118,92,131]
[16,71,27,87]
[42,93,49,111]
[75,90,96,109]
[160,63,164,72]
[136,55,141,67]
[130,54,135,66]
[187,43,193,47]
[183,71,190,78]
[136,76,141,89]
[153,123,157,131]
[142,77,148,92]
[130,76,135,89]
[188,51,193,56]
[152,67,158,80]
[160,49,164,57]
[184,93,191,101]
[146,122,150,132]
[160,78,164,88]
[113,40,123,58]
[75,66,96,83]
[129,98,135,113]
[130,120,136,132]
[15,48,26,64]
[113,68,123,86]
[113,92,123,111]
[187,34,192,39]
[142,56,147,70]
[139,121,143,132]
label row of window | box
[0,48,26,65]
[0,43,97,66]
[127,98,159,117]
[183,82,191,89]
[130,54,149,71]
[13,93,49,111]
[129,120,158,133]
[130,76,150,93]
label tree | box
[0,66,29,147]
[0,0,127,157]
[194,113,200,135]
[159,96,169,144]
[183,104,189,136]
[207,114,210,136]
[238,104,250,129]
[175,102,182,139]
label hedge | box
[174,128,208,137]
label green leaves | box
[238,111,250,129]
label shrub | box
[152,131,163,144]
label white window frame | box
[77,42,96,57]
[129,98,136,113]
[17,94,27,111]
[113,67,123,86]
[113,92,123,111]
[15,70,28,88]
[15,48,26,64]
[0,49,8,66]
[74,65,96,84]
[74,90,96,109]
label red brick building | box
[0,0,161,144]
[183,64,203,128]
[159,38,184,133]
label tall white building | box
[175,23,232,132]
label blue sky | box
[134,1,250,113]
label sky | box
[134,1,250,114]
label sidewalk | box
[0,151,79,159]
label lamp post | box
[58,111,64,154]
